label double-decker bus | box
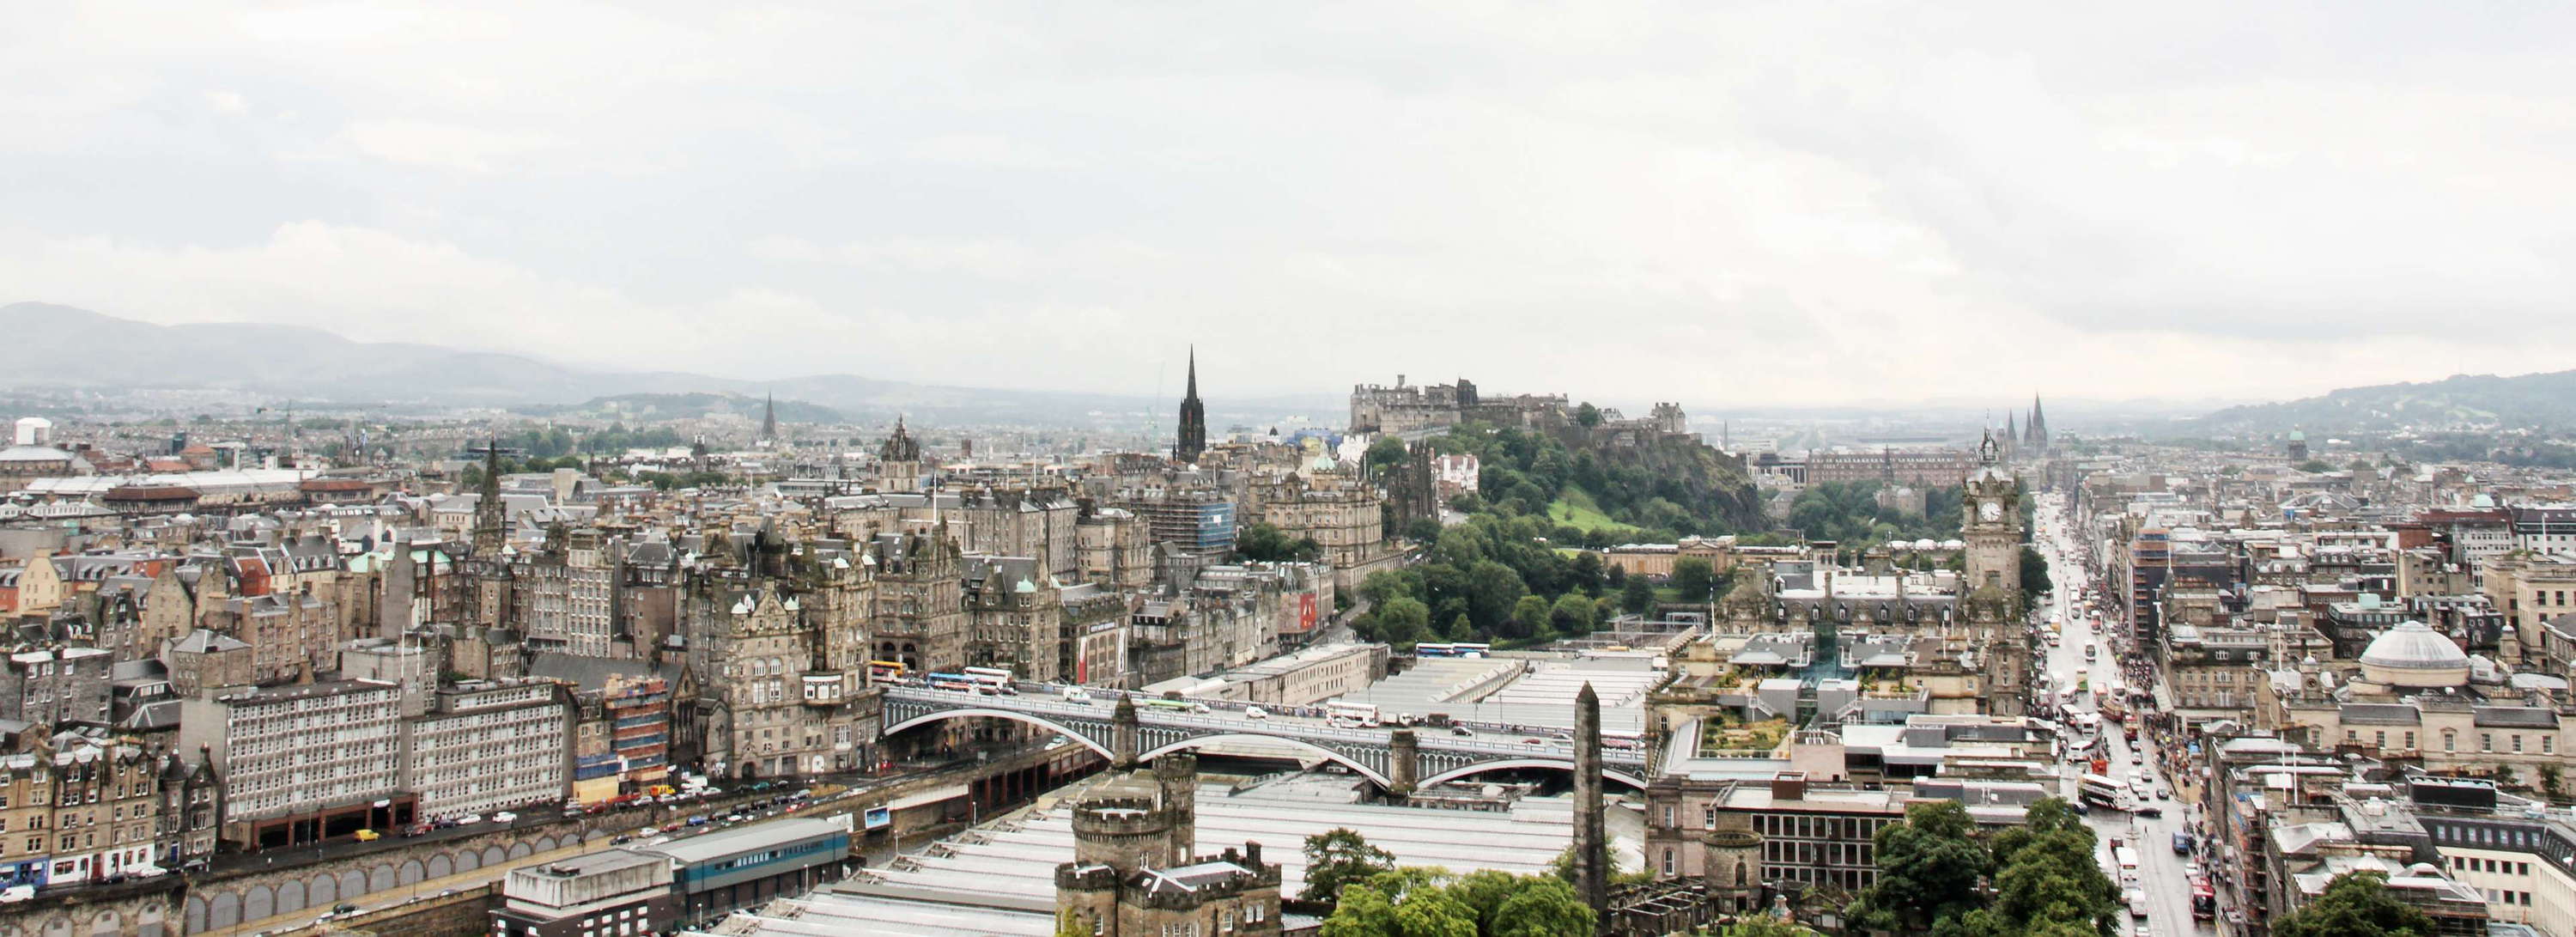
[1452,642,1492,658]
[926,672,976,693]
[866,660,908,683]
[1414,642,1459,657]
[1326,701,1382,727]
[1601,730,1645,751]
[2079,773,2125,810]
[962,666,1017,694]
[2190,877,2215,920]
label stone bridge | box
[880,687,1648,792]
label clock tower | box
[1960,429,2028,716]
[1963,430,2020,598]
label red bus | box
[2190,877,2215,920]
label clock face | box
[1979,501,2003,522]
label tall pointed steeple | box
[1173,346,1206,464]
[760,391,779,444]
[2027,394,2049,453]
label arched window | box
[1735,861,1748,886]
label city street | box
[2033,494,2213,936]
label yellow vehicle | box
[355,829,380,842]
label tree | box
[1321,881,1478,937]
[1303,829,1398,902]
[1620,575,1656,615]
[2271,871,2434,937]
[1574,402,1603,427]
[1371,597,1433,648]
[1236,522,1321,563]
[1510,594,1552,640]
[1405,517,1443,545]
[1847,800,1990,934]
[1054,910,1092,937]
[1549,593,1599,636]
[1365,437,1412,472]
[2542,764,2564,801]
[1605,563,1626,587]
[1466,560,1529,633]
[2295,459,2332,473]
[1670,556,1717,600]
[1488,876,1595,937]
[2019,546,2054,601]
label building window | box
[2483,733,2494,752]
[1662,849,1675,875]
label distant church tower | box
[878,417,922,492]
[759,392,780,446]
[2025,394,2049,454]
[1173,347,1206,464]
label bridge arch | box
[1417,758,1647,790]
[1138,734,1390,787]
[881,708,1115,759]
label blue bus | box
[1415,642,1458,657]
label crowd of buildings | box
[0,369,1436,896]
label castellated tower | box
[1056,754,1283,936]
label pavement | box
[2032,494,2215,936]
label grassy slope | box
[1546,489,1639,534]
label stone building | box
[1076,507,1152,592]
[0,732,161,887]
[513,526,617,657]
[1054,755,1281,937]
[0,646,111,727]
[872,530,966,676]
[963,556,1063,683]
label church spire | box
[760,392,778,443]
[1173,346,1206,464]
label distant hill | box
[2196,369,2576,435]
[519,392,845,424]
[0,301,1324,427]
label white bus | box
[1326,701,1381,727]
[962,666,1018,695]
[2113,846,2142,880]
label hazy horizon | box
[9,4,2574,405]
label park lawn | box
[1546,490,1639,535]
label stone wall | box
[0,881,181,937]
[179,806,673,934]
[314,883,496,937]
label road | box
[2032,491,2211,936]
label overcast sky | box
[7,3,2573,408]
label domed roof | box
[2359,621,2470,688]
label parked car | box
[611,835,635,845]
[455,814,483,825]
[0,885,35,904]
[492,812,518,824]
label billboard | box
[864,806,892,830]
